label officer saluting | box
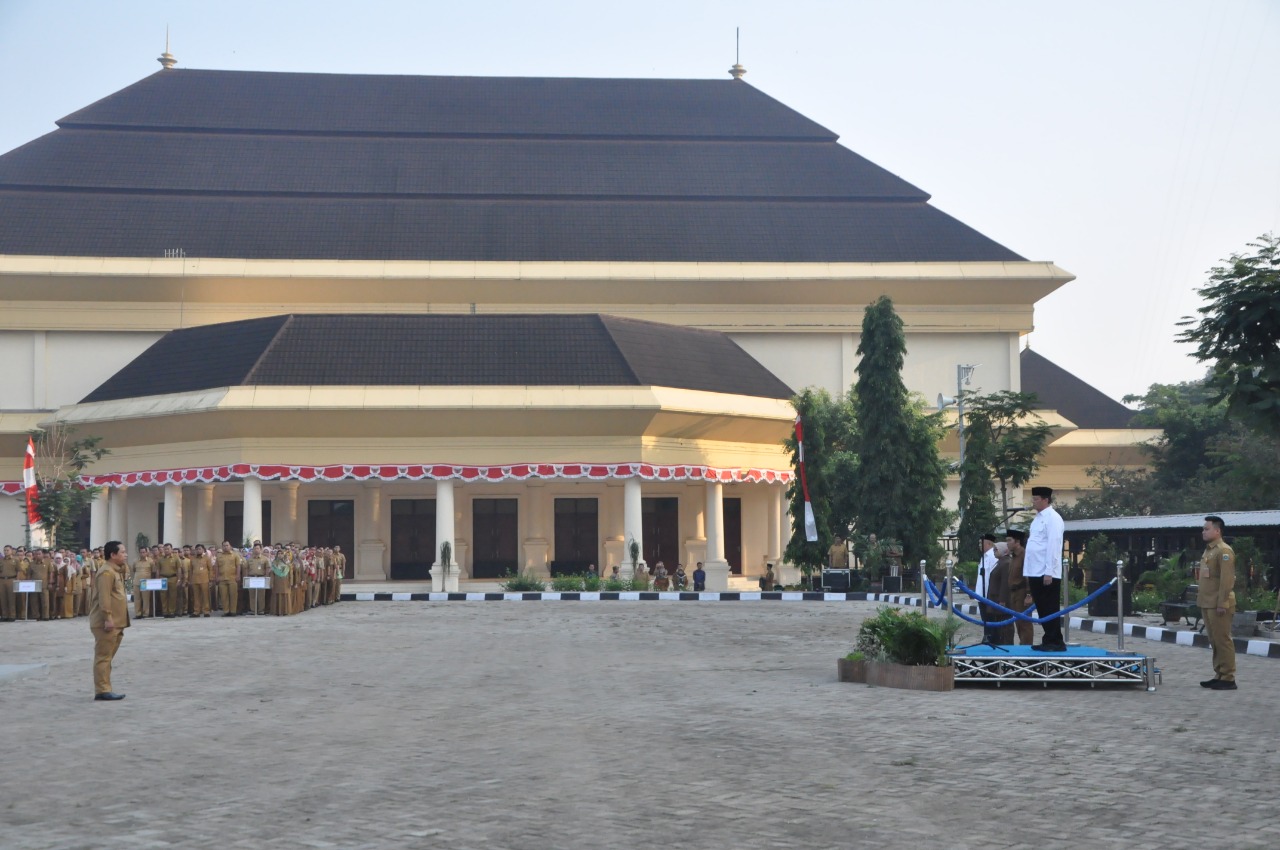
[1199,515,1238,691]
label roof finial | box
[158,25,177,70]
[728,27,746,79]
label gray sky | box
[2,0,1277,403]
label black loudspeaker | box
[882,575,903,593]
[1086,581,1134,617]
[822,569,850,591]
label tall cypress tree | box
[849,296,948,565]
[784,389,836,576]
[955,423,1001,564]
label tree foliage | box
[28,423,109,548]
[961,390,1054,522]
[1060,378,1280,518]
[784,389,840,573]
[955,421,1000,564]
[847,296,948,565]
[1177,233,1280,436]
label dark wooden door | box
[390,499,436,580]
[473,498,518,579]
[642,497,679,568]
[223,500,273,547]
[553,498,598,575]
[724,497,742,574]
[308,500,355,578]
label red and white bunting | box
[793,416,818,542]
[1,463,792,493]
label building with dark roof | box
[0,62,1132,585]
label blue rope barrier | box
[924,577,1118,627]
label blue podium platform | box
[948,644,1159,690]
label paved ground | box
[1,601,1276,850]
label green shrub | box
[1236,587,1280,612]
[855,607,961,667]
[582,574,602,592]
[602,577,627,591]
[953,561,979,587]
[550,574,585,592]
[1132,589,1163,613]
[500,572,546,592]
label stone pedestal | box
[684,538,707,572]
[523,538,550,579]
[356,540,386,580]
[702,559,731,592]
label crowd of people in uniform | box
[0,541,346,622]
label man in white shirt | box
[975,534,999,642]
[1024,486,1066,651]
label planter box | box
[837,658,867,683]
[866,661,954,692]
[1231,611,1258,638]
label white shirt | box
[1023,504,1065,579]
[975,548,998,597]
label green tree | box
[955,422,1000,564]
[848,296,948,565]
[784,389,837,574]
[1177,233,1280,436]
[28,423,109,548]
[961,391,1054,522]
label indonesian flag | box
[793,416,818,542]
[23,437,41,526]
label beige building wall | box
[0,330,162,410]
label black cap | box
[981,533,997,543]
[1006,529,1027,543]
[1031,486,1053,498]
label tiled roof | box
[1021,348,1136,429]
[80,313,795,403]
[0,69,1024,263]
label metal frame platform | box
[948,646,1159,690]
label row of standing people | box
[0,544,110,621]
[129,541,347,618]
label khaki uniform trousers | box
[190,581,210,615]
[1203,602,1237,683]
[91,627,124,694]
[216,579,239,614]
[0,579,14,619]
[1008,582,1034,644]
[159,578,180,615]
[135,585,151,617]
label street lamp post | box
[937,364,978,521]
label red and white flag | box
[793,416,818,542]
[23,437,41,526]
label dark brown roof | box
[81,314,795,403]
[1020,349,1136,429]
[0,69,1023,263]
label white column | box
[277,483,299,543]
[194,484,215,546]
[89,488,110,548]
[766,485,782,564]
[433,479,456,592]
[622,477,644,579]
[522,481,551,580]
[241,477,263,546]
[703,482,730,591]
[109,486,128,546]
[162,485,185,545]
[356,481,386,580]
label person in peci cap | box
[1004,529,1033,645]
[975,533,1000,643]
[1024,486,1066,652]
[1198,516,1238,690]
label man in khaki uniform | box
[89,540,130,700]
[1004,530,1034,645]
[188,545,212,617]
[15,551,31,620]
[331,546,346,603]
[130,548,155,618]
[1199,515,1238,690]
[244,544,270,615]
[155,544,182,618]
[0,545,19,621]
[29,549,51,620]
[214,541,242,616]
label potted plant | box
[852,607,960,691]
[837,651,867,683]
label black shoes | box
[94,692,126,701]
[1208,680,1238,690]
[1031,643,1067,652]
[1200,678,1219,688]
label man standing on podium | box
[1025,486,1066,652]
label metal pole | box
[1115,559,1126,652]
[1061,557,1071,644]
[944,558,955,649]
[919,560,928,616]
[956,365,967,471]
